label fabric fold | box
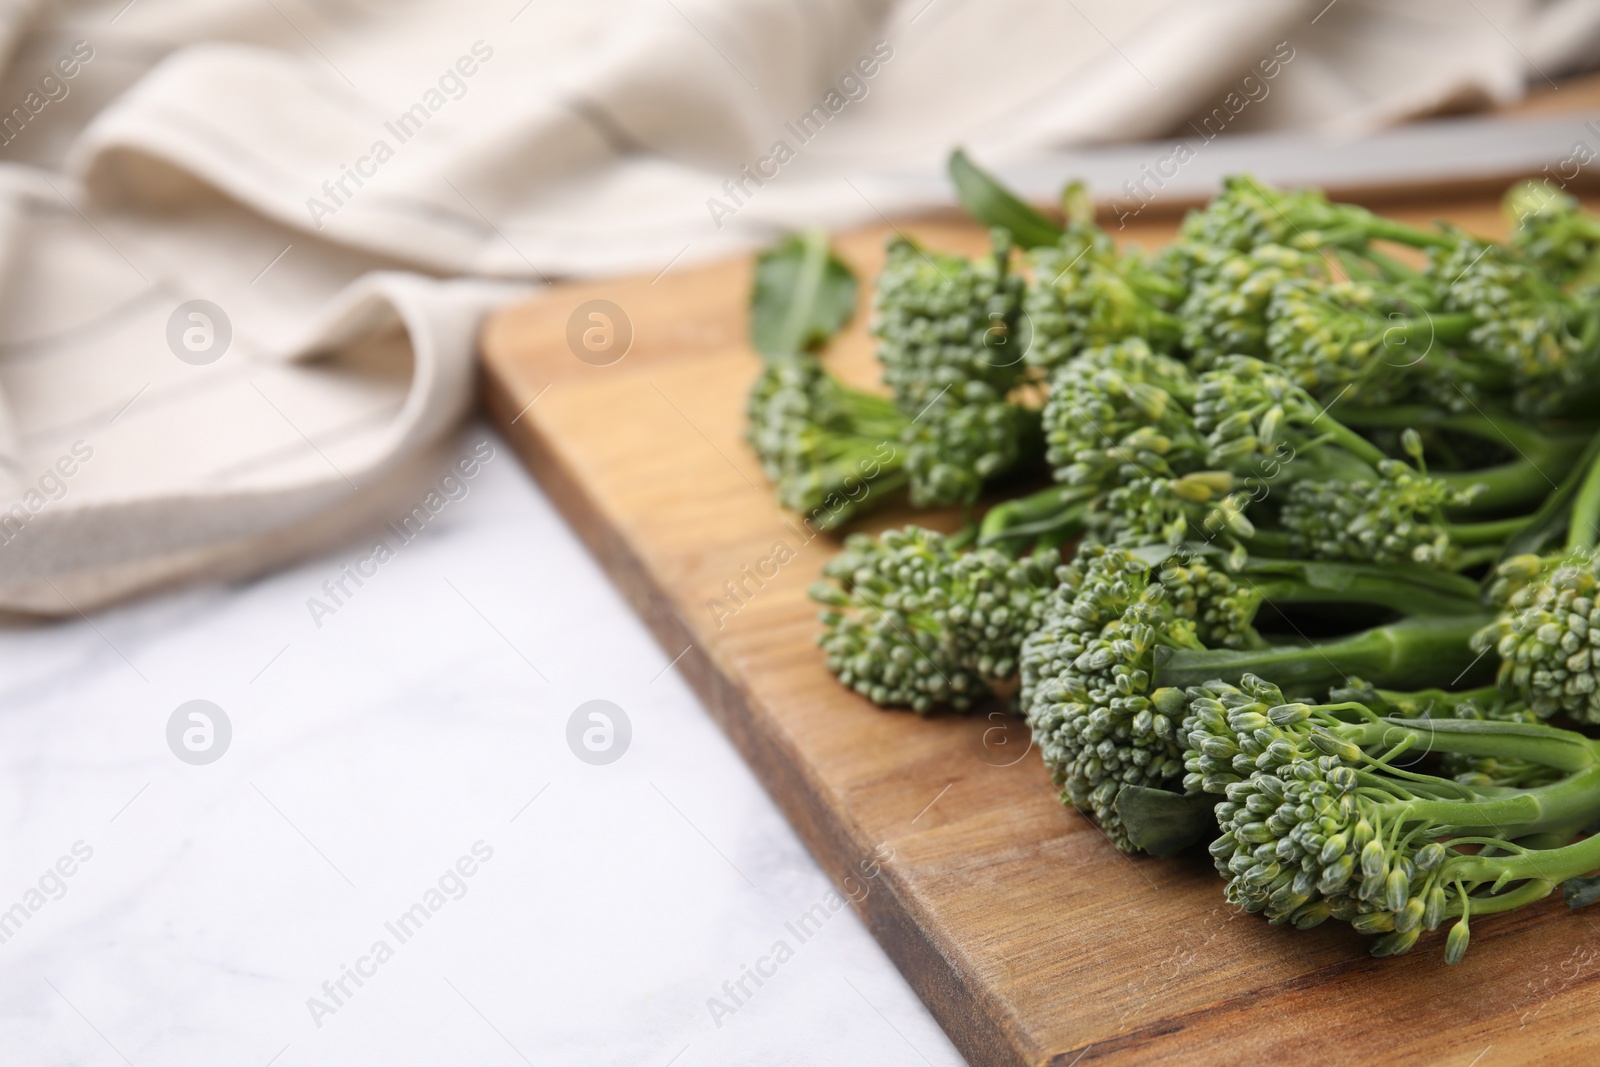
[0,0,1583,614]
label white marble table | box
[0,422,966,1066]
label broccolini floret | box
[1507,180,1600,292]
[1196,681,1600,959]
[872,230,1040,506]
[1165,175,1450,287]
[872,230,1027,410]
[1041,338,1201,485]
[745,354,907,528]
[1179,243,1324,367]
[1477,443,1600,721]
[1083,471,1255,563]
[1019,548,1488,850]
[1433,232,1595,416]
[1262,277,1470,407]
[1017,546,1200,850]
[998,351,1533,568]
[1024,226,1184,371]
[810,527,1059,713]
[1277,431,1530,569]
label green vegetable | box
[1017,546,1486,850]
[871,230,1038,506]
[1330,679,1559,790]
[810,527,1059,712]
[749,165,1600,963]
[744,354,907,529]
[1477,445,1600,721]
[1179,243,1325,366]
[1167,175,1450,283]
[1507,181,1600,292]
[1190,675,1600,959]
[1432,232,1599,416]
[1024,227,1185,371]
[993,350,1535,570]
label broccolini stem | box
[1451,792,1600,889]
[1567,441,1600,550]
[999,504,1088,548]
[1424,352,1514,389]
[1334,407,1594,512]
[1239,556,1483,600]
[1127,262,1187,306]
[1439,458,1575,515]
[977,484,1094,545]
[1341,717,1600,773]
[943,524,979,551]
[1441,875,1556,921]
[1361,683,1502,714]
[1360,215,1456,249]
[1145,307,1186,351]
[1309,417,1394,472]
[1153,613,1492,691]
[1448,514,1535,546]
[1337,408,1594,464]
[1240,528,1292,555]
[1248,571,1483,618]
[831,386,900,417]
[1452,546,1505,569]
[1351,245,1426,286]
[1374,767,1600,882]
[1383,792,1544,833]
[1382,312,1477,349]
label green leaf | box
[1115,785,1218,858]
[1564,873,1600,909]
[749,228,858,359]
[947,149,1063,250]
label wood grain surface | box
[479,188,1600,1066]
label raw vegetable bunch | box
[741,157,1600,962]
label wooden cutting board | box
[479,189,1600,1067]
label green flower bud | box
[1351,910,1396,935]
[1151,687,1188,717]
[1385,869,1410,913]
[1319,833,1347,864]
[1423,886,1447,930]
[1400,428,1424,463]
[1319,854,1355,894]
[1414,842,1446,871]
[1445,918,1471,964]
[1395,897,1426,933]
[1370,927,1420,958]
[1361,839,1387,882]
[1267,703,1311,726]
[1309,728,1362,761]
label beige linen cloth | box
[0,0,1594,613]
